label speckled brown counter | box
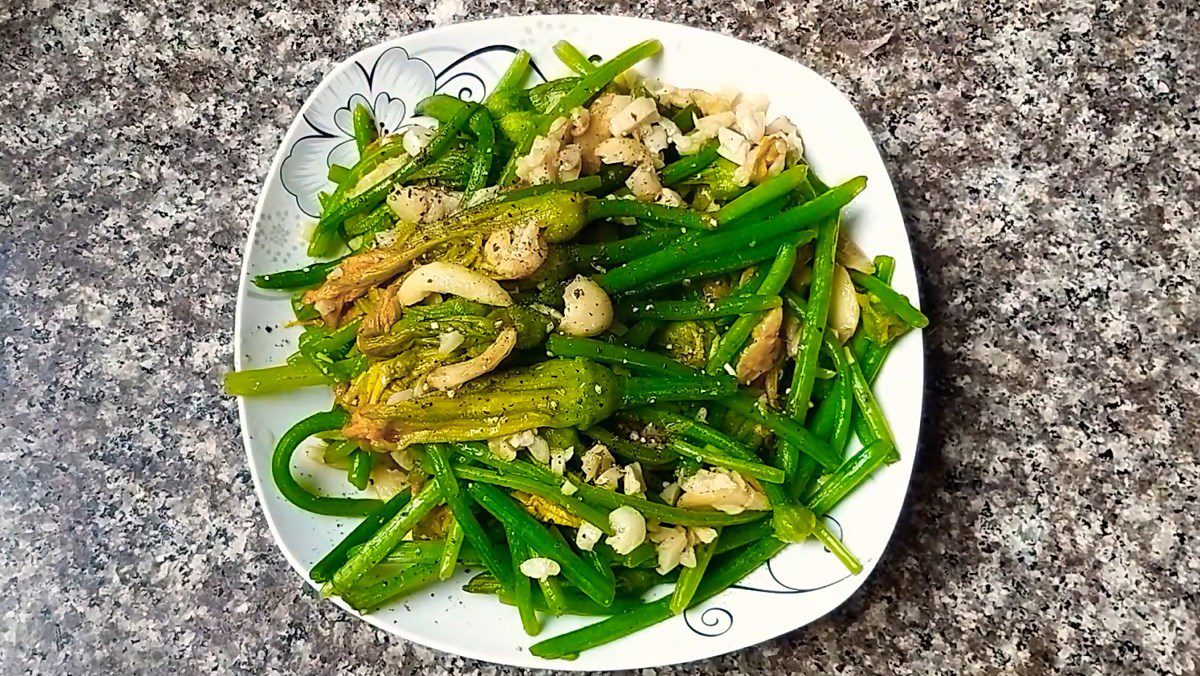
[1,1,1196,673]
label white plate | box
[235,14,924,670]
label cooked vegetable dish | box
[226,39,929,658]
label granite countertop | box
[1,0,1197,673]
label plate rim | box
[234,13,925,670]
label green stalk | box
[705,241,799,374]
[715,166,808,224]
[328,480,444,593]
[597,177,866,293]
[553,40,597,74]
[309,488,412,583]
[549,40,663,117]
[669,530,720,614]
[626,294,781,321]
[270,409,383,517]
[586,198,716,231]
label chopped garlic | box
[401,125,434,156]
[437,331,464,355]
[561,479,579,496]
[733,94,768,143]
[386,185,462,223]
[626,162,663,201]
[660,481,681,505]
[594,466,623,490]
[648,524,720,574]
[519,557,561,579]
[765,116,805,162]
[609,97,660,137]
[606,506,647,555]
[580,444,616,482]
[549,445,574,476]
[717,127,750,165]
[575,521,603,551]
[487,436,518,462]
[504,429,550,464]
[655,188,685,208]
[677,468,770,514]
[622,462,645,496]
[648,523,689,574]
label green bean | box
[570,229,683,268]
[347,450,373,490]
[777,214,841,483]
[344,538,482,567]
[507,534,542,635]
[807,440,894,515]
[619,374,736,407]
[586,198,716,231]
[308,488,412,583]
[498,125,537,186]
[825,339,855,455]
[632,235,799,296]
[325,134,406,202]
[491,50,532,97]
[626,294,781,321]
[322,439,359,465]
[309,102,478,256]
[844,346,896,449]
[849,270,928,328]
[546,335,696,377]
[553,40,597,75]
[720,392,839,470]
[549,40,663,117]
[269,410,383,517]
[806,333,854,448]
[530,535,786,658]
[584,548,618,590]
[619,320,663,347]
[583,426,676,467]
[340,562,441,612]
[706,241,798,374]
[633,406,807,538]
[252,257,345,290]
[465,574,641,616]
[352,104,377,156]
[299,318,359,354]
[538,527,574,615]
[468,483,616,606]
[223,361,332,396]
[571,482,764,527]
[463,108,495,202]
[597,176,866,293]
[538,573,569,616]
[661,142,719,186]
[344,204,395,238]
[426,445,513,590]
[291,296,320,322]
[670,529,720,614]
[411,95,496,203]
[667,438,785,483]
[328,480,443,593]
[451,463,612,534]
[446,442,551,483]
[713,519,774,555]
[671,104,700,133]
[715,166,808,224]
[453,441,756,526]
[500,176,603,203]
[327,163,351,185]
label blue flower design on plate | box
[280,44,541,217]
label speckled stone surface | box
[1,0,1197,673]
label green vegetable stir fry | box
[226,39,928,657]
